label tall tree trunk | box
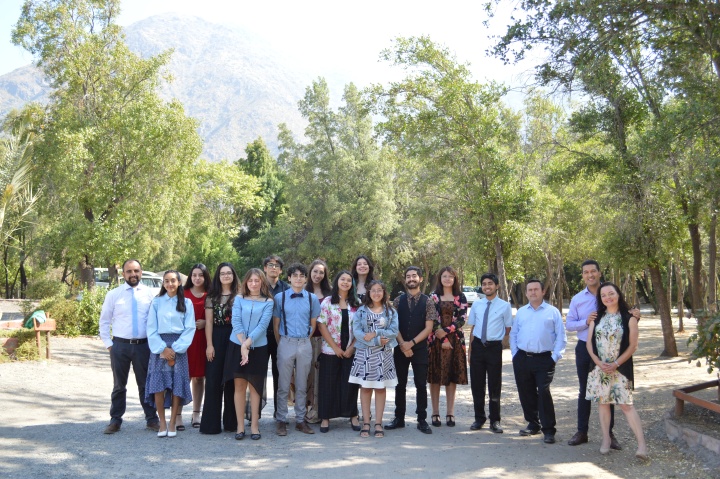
[79,256,95,290]
[688,222,703,314]
[3,245,9,299]
[709,211,717,309]
[639,270,657,313]
[494,239,509,301]
[667,260,672,311]
[108,264,119,286]
[675,262,685,332]
[648,264,678,357]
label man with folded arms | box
[273,263,321,436]
[468,273,513,433]
[100,259,160,434]
[510,279,567,444]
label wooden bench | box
[673,380,720,416]
[0,315,56,359]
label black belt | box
[519,349,551,357]
[113,337,147,344]
[473,338,502,345]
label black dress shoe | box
[251,433,261,440]
[489,421,503,433]
[610,432,622,450]
[320,425,329,433]
[384,417,406,429]
[543,434,556,444]
[567,431,588,446]
[431,414,441,427]
[235,431,246,440]
[417,419,433,434]
[350,417,361,432]
[470,420,485,431]
[519,427,541,436]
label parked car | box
[77,269,163,300]
[463,286,482,305]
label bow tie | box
[290,293,303,299]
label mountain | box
[0,14,309,161]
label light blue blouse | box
[147,294,196,355]
[230,296,273,348]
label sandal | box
[360,423,371,438]
[192,410,201,428]
[176,414,185,431]
[446,415,455,427]
[431,414,441,427]
[374,424,384,438]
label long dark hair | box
[351,255,376,288]
[208,262,239,304]
[306,259,332,298]
[241,268,272,299]
[330,270,360,308]
[362,280,394,311]
[184,263,211,291]
[158,270,187,313]
[433,266,461,296]
[596,282,631,320]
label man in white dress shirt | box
[99,259,159,434]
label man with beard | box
[385,266,436,434]
[99,259,160,434]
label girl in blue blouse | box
[145,270,196,438]
[223,268,274,440]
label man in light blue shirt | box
[467,273,513,433]
[510,279,567,444]
[272,263,321,436]
[99,259,159,434]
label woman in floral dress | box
[427,266,468,427]
[586,282,647,459]
[316,270,361,432]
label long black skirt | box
[318,353,359,420]
[223,342,268,419]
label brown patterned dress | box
[428,299,468,385]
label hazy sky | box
[1,0,538,94]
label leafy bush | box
[0,329,45,361]
[25,278,69,300]
[76,287,108,335]
[688,313,720,374]
[42,297,81,336]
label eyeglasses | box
[290,273,306,279]
[266,263,281,269]
[219,272,234,277]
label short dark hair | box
[263,255,284,269]
[404,266,423,278]
[526,279,543,289]
[581,259,600,272]
[286,263,308,277]
[122,259,142,271]
[480,273,499,285]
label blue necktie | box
[481,300,491,345]
[131,288,139,338]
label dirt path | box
[0,315,718,478]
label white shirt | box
[99,283,156,348]
[468,296,513,341]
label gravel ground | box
[0,315,718,478]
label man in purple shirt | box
[566,260,639,448]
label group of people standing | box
[99,256,647,458]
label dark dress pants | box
[576,340,614,433]
[109,341,157,424]
[200,325,237,434]
[266,330,279,418]
[512,350,556,435]
[393,347,429,421]
[470,338,503,423]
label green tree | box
[12,0,202,285]
[371,36,533,300]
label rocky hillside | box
[0,14,309,160]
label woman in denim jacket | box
[349,280,399,437]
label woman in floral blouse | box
[316,270,361,432]
[427,266,468,427]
